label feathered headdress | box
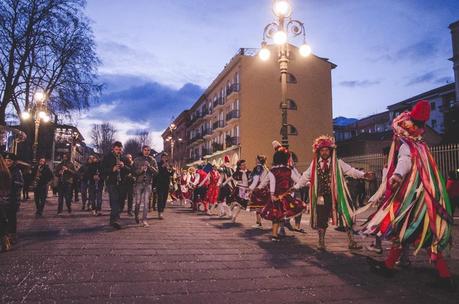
[312,135,336,153]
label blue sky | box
[74,0,459,150]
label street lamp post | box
[259,0,312,148]
[21,91,50,163]
[166,122,183,168]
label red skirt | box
[261,195,306,222]
[249,187,270,209]
[206,184,220,205]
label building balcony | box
[225,136,240,148]
[212,120,225,131]
[190,132,203,143]
[213,97,225,109]
[212,142,224,153]
[201,148,211,156]
[226,110,240,122]
[226,83,240,98]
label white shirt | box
[393,142,412,178]
[294,158,365,189]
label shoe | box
[81,206,85,211]
[366,244,383,254]
[127,211,133,217]
[142,221,149,227]
[231,216,236,223]
[367,257,395,278]
[431,277,456,292]
[96,212,102,217]
[111,222,122,229]
[158,213,164,220]
[251,223,263,229]
[271,236,280,242]
[92,210,97,216]
[293,228,305,233]
[67,208,72,214]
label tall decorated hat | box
[312,135,336,153]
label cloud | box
[405,71,452,86]
[73,75,204,151]
[370,40,439,63]
[339,80,381,88]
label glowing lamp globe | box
[273,0,291,17]
[273,31,287,45]
[299,44,312,57]
[259,47,271,61]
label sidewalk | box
[0,194,458,303]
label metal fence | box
[342,143,459,184]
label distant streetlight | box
[259,0,312,148]
[21,90,50,163]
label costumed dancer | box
[217,156,235,218]
[197,163,220,215]
[248,155,270,229]
[261,148,306,241]
[294,136,374,250]
[179,168,192,206]
[194,165,209,212]
[363,100,455,290]
[187,167,199,210]
[228,160,252,223]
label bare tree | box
[123,138,142,157]
[90,122,117,155]
[0,0,100,124]
[136,130,151,148]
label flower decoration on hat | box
[312,135,336,153]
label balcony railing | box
[213,97,224,108]
[212,143,224,153]
[201,148,211,156]
[226,83,240,96]
[226,136,240,147]
[190,132,202,142]
[212,120,225,130]
[226,110,240,121]
[201,128,211,136]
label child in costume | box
[248,155,270,229]
[261,148,307,242]
[229,160,252,223]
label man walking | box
[31,157,53,216]
[133,146,158,226]
[102,142,126,229]
[54,154,76,214]
[87,155,103,216]
[120,154,135,216]
[156,153,172,219]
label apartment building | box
[164,45,335,170]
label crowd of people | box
[0,99,458,290]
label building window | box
[431,119,437,129]
[287,125,298,135]
[431,102,436,110]
[288,99,297,110]
[280,73,297,84]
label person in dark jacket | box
[101,141,127,229]
[54,153,76,214]
[156,153,173,219]
[1,154,12,252]
[2,152,23,247]
[78,158,91,210]
[31,157,53,216]
[120,154,135,216]
[87,155,104,216]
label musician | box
[54,153,76,214]
[31,157,53,216]
[87,155,103,216]
[133,146,158,225]
[102,141,127,229]
[156,153,173,219]
[120,154,135,216]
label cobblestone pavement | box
[1,194,458,303]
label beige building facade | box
[166,45,335,171]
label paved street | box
[1,194,458,303]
